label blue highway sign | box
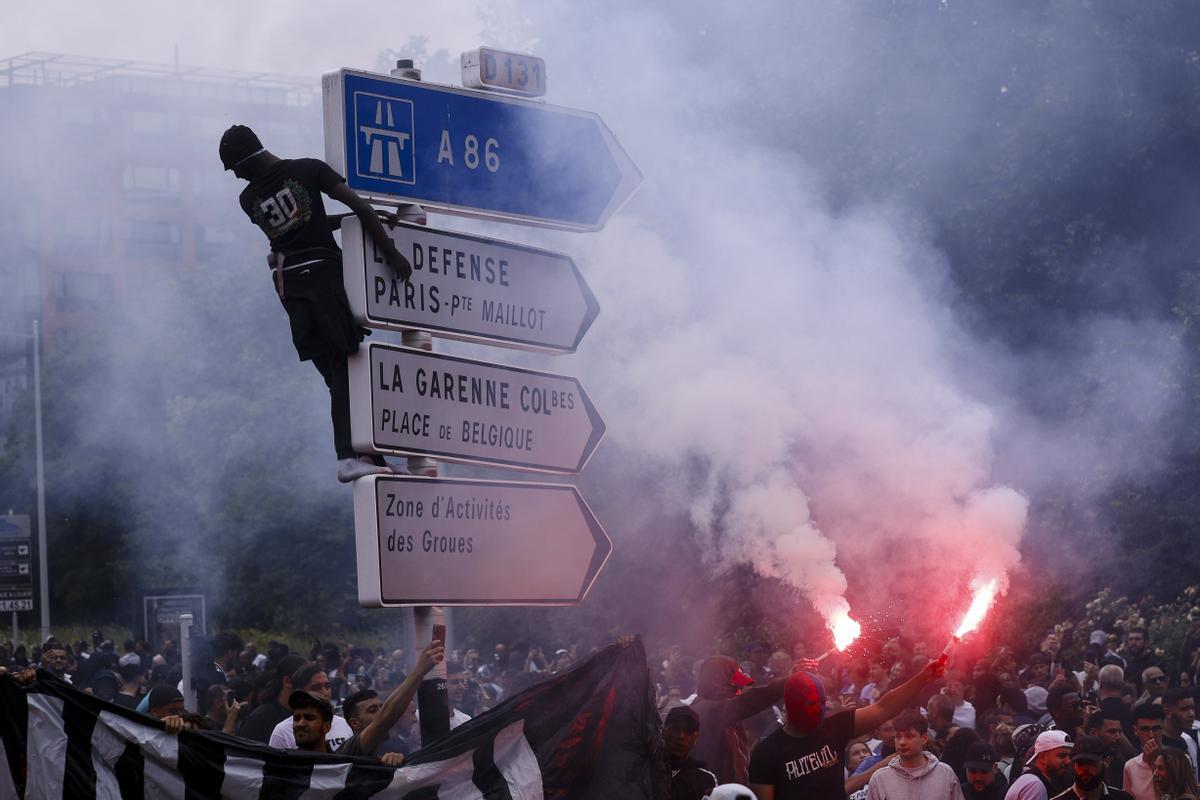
[322,69,641,231]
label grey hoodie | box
[866,752,966,800]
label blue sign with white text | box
[324,70,641,232]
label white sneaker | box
[337,456,392,483]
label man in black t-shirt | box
[748,658,946,800]
[220,125,413,483]
[663,706,719,800]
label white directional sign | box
[342,217,599,353]
[353,475,611,606]
[348,343,605,474]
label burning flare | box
[831,609,862,651]
[954,578,999,638]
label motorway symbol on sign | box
[342,217,599,353]
[352,474,611,607]
[322,69,642,231]
[348,343,604,474]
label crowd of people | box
[4,620,1200,800]
[0,630,590,762]
[649,624,1200,799]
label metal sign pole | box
[390,58,451,746]
[33,320,49,643]
[179,613,194,712]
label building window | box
[125,220,182,259]
[123,165,181,198]
[127,109,171,134]
[52,271,115,313]
[191,168,234,199]
[54,218,111,256]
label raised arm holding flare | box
[338,640,444,761]
[748,657,946,800]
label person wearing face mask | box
[747,659,947,800]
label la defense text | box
[372,238,548,332]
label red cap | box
[730,668,754,687]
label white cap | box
[705,785,757,800]
[1026,730,1073,765]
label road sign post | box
[0,516,34,615]
[322,68,641,231]
[347,342,605,473]
[325,58,623,746]
[341,216,599,353]
[353,475,611,607]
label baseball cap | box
[1026,730,1073,765]
[1029,652,1050,665]
[288,689,333,722]
[964,741,998,770]
[147,685,183,710]
[219,125,264,170]
[1070,735,1107,763]
[664,705,700,731]
[1089,630,1108,646]
[1025,685,1049,715]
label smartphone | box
[432,624,446,647]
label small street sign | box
[0,515,33,612]
[460,48,547,97]
[342,217,599,353]
[348,343,604,474]
[353,475,611,606]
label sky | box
[0,0,485,76]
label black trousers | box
[310,351,355,460]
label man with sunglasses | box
[1134,668,1167,707]
[269,662,353,752]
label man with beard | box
[1160,688,1199,779]
[664,706,719,800]
[269,662,353,751]
[1120,631,1161,697]
[747,659,947,799]
[1085,710,1135,788]
[963,742,1008,800]
[1004,730,1072,800]
[1049,735,1133,800]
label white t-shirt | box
[269,713,353,752]
[952,700,976,730]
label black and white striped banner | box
[0,640,666,799]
